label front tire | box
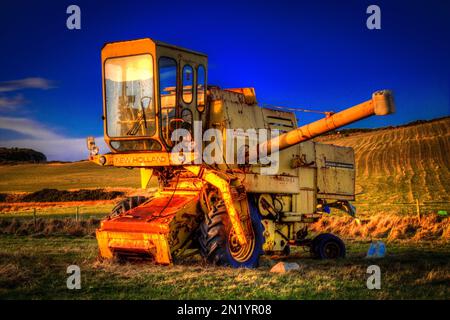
[198,197,264,268]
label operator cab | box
[101,38,207,153]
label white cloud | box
[0,95,28,110]
[0,77,54,111]
[0,117,108,161]
[0,77,54,93]
[0,117,60,140]
[0,78,95,161]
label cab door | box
[179,60,196,135]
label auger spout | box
[257,90,395,157]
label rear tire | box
[310,233,345,259]
[198,196,264,268]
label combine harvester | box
[87,38,395,267]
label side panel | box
[241,174,299,193]
[294,141,316,214]
[315,143,355,200]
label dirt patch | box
[310,214,450,241]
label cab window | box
[182,64,193,104]
[104,54,155,138]
[159,57,177,147]
[197,65,206,112]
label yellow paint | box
[96,229,172,265]
[184,165,247,245]
[140,168,153,189]
[90,152,197,167]
[96,229,113,259]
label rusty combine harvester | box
[87,38,395,267]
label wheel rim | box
[228,228,256,263]
[323,241,341,259]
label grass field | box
[0,235,448,299]
[0,161,141,192]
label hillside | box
[0,147,46,164]
[317,117,450,214]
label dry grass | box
[415,269,450,286]
[0,218,99,237]
[1,210,448,242]
[310,213,450,241]
[0,263,31,288]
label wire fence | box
[0,205,110,221]
[351,200,449,217]
[1,200,448,222]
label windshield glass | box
[105,54,155,138]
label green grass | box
[0,235,448,299]
[0,161,141,192]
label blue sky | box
[0,0,449,160]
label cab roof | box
[102,37,207,57]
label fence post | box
[33,208,37,230]
[76,206,79,222]
[416,198,421,222]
